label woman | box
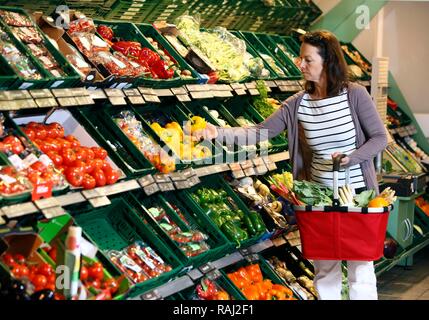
[192,30,388,300]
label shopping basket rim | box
[293,204,393,213]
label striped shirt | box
[297,90,366,189]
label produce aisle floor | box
[377,245,429,300]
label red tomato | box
[101,161,112,173]
[11,142,24,154]
[74,148,87,162]
[92,169,106,187]
[12,265,24,278]
[48,123,65,138]
[32,274,48,289]
[13,254,26,265]
[34,127,47,140]
[65,166,84,187]
[57,138,71,150]
[65,135,80,148]
[92,147,108,160]
[23,128,35,140]
[102,278,119,295]
[61,148,77,166]
[80,265,89,281]
[38,263,54,277]
[3,135,20,146]
[71,160,87,171]
[91,159,104,172]
[2,253,16,267]
[48,273,56,285]
[27,171,41,184]
[48,247,57,262]
[105,170,120,185]
[89,264,104,281]
[27,121,39,129]
[47,151,63,166]
[20,265,30,278]
[85,148,95,161]
[87,279,101,289]
[30,161,47,172]
[82,174,96,189]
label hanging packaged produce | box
[155,15,273,83]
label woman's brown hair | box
[300,30,351,97]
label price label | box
[240,160,254,170]
[158,182,175,192]
[171,87,188,95]
[56,192,86,206]
[35,98,58,108]
[123,88,141,97]
[32,181,53,201]
[2,202,38,219]
[57,97,77,107]
[104,180,140,196]
[230,83,246,90]
[42,206,67,219]
[176,94,191,102]
[104,88,125,97]
[139,175,155,187]
[248,89,260,96]
[153,89,174,97]
[143,183,160,196]
[231,169,245,179]
[29,89,53,99]
[35,196,61,210]
[143,95,161,103]
[89,89,107,100]
[254,165,268,175]
[244,167,256,176]
[89,196,111,208]
[173,180,191,189]
[264,81,277,88]
[244,82,257,89]
[138,87,156,95]
[186,84,206,92]
[82,188,106,199]
[52,88,73,98]
[75,96,94,105]
[199,263,214,274]
[189,175,200,187]
[13,99,38,109]
[127,96,145,105]
[190,91,213,99]
[142,290,161,300]
[0,90,32,100]
[109,97,127,106]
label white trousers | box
[313,260,378,300]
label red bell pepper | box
[138,47,161,66]
[112,41,142,58]
[97,25,114,41]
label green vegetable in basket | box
[354,189,376,207]
[293,180,333,206]
[221,221,248,242]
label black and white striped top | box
[297,90,366,189]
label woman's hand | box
[186,122,219,141]
[331,152,350,166]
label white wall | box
[316,1,429,137]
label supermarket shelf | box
[375,233,429,276]
[0,151,290,223]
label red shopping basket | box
[294,155,391,261]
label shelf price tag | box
[57,97,78,107]
[55,192,86,206]
[35,98,58,108]
[143,183,160,196]
[138,175,155,187]
[141,290,161,300]
[171,87,188,95]
[88,196,111,208]
[190,91,213,99]
[142,94,161,103]
[247,88,260,96]
[88,89,107,100]
[198,262,215,274]
[153,89,174,97]
[42,206,67,219]
[2,202,38,219]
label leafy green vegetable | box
[353,190,376,207]
[293,180,333,206]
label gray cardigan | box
[217,82,388,192]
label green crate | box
[0,6,81,88]
[220,254,299,300]
[0,24,51,89]
[221,96,289,153]
[0,63,18,90]
[275,35,301,57]
[71,106,155,177]
[254,33,302,78]
[104,0,159,22]
[93,19,184,88]
[170,271,245,300]
[131,101,224,168]
[183,99,256,161]
[123,191,233,266]
[134,23,201,85]
[340,42,372,80]
[179,174,268,249]
[72,197,184,297]
[142,0,188,24]
[229,30,280,81]
[238,31,297,79]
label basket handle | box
[332,154,350,206]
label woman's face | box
[297,43,324,82]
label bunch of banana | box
[338,184,355,207]
[379,187,397,205]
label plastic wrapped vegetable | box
[0,10,33,27]
[108,250,149,284]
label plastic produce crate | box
[0,24,51,89]
[238,31,296,79]
[0,6,81,88]
[253,33,302,79]
[123,191,233,266]
[131,101,225,168]
[183,99,256,161]
[141,0,188,24]
[340,42,372,80]
[220,254,298,300]
[179,174,269,249]
[221,96,289,153]
[71,106,155,177]
[134,23,202,84]
[72,197,184,298]
[169,271,245,300]
[92,19,184,88]
[104,0,159,23]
